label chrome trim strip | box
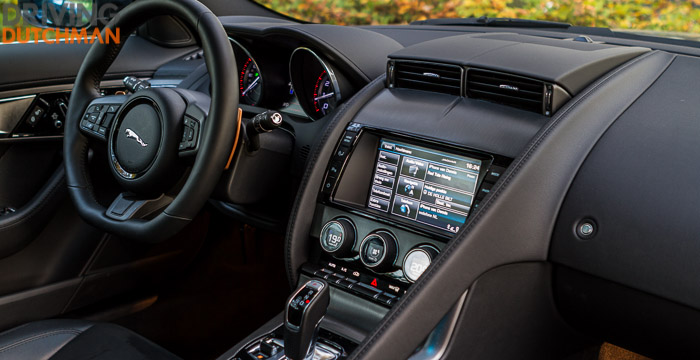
[0,80,125,100]
[408,289,469,360]
[0,94,35,104]
[0,95,36,137]
[0,135,63,142]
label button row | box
[313,268,399,306]
[179,117,199,151]
[475,164,506,203]
[322,125,360,196]
[80,104,120,138]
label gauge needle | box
[242,77,260,96]
[314,92,335,101]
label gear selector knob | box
[284,279,330,360]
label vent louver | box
[466,69,546,114]
[390,61,462,96]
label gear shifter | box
[284,279,330,360]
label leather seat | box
[0,319,180,359]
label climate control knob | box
[319,218,356,258]
[402,245,439,282]
[359,231,398,273]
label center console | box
[225,123,511,360]
[302,123,511,307]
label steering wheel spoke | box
[79,95,128,141]
[105,192,173,221]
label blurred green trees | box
[257,0,700,35]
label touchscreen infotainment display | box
[366,139,482,234]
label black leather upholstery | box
[0,320,180,360]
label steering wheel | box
[63,0,238,242]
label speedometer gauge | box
[289,47,347,121]
[313,70,337,116]
[239,58,262,106]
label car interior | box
[1,0,700,359]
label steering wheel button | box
[95,112,106,125]
[103,114,115,128]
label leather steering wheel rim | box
[63,0,238,242]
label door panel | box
[0,140,63,213]
[0,34,207,331]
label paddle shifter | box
[284,279,330,360]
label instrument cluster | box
[229,39,351,121]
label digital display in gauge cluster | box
[367,139,482,234]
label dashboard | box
[178,15,700,360]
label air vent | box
[466,69,547,114]
[390,61,462,96]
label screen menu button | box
[396,176,424,200]
[378,151,400,165]
[368,196,390,211]
[391,196,420,220]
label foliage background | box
[257,0,700,37]
[3,0,700,42]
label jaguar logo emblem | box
[125,128,148,147]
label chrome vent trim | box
[466,68,547,115]
[389,60,463,96]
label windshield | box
[255,0,700,40]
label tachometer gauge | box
[230,38,264,106]
[239,57,262,106]
[289,47,347,121]
[313,70,337,116]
